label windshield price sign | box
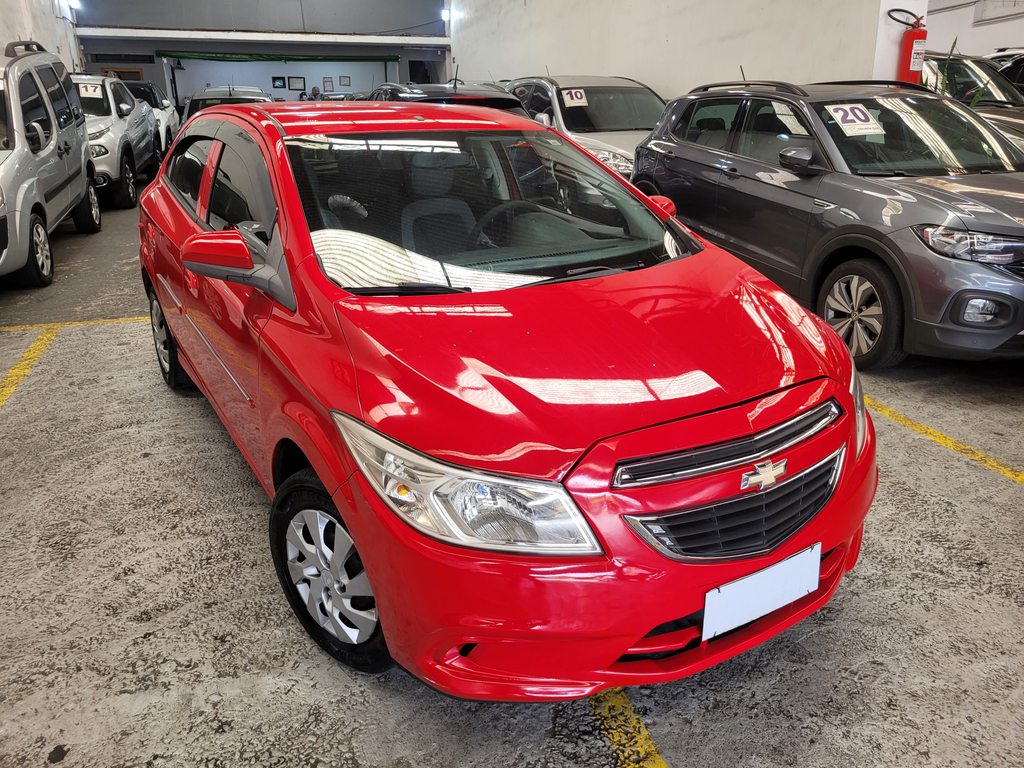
[562,89,588,107]
[78,83,103,98]
[825,104,884,136]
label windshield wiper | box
[345,282,471,296]
[974,99,1019,106]
[528,265,626,286]
[855,169,911,177]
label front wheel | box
[270,468,392,674]
[817,258,907,370]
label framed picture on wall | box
[272,76,286,89]
[339,76,351,87]
[288,76,305,91]
[323,77,334,92]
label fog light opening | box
[963,298,1000,325]
[458,643,477,658]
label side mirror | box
[534,113,552,128]
[117,102,132,118]
[778,146,820,175]
[648,194,677,218]
[26,121,45,152]
[161,99,171,108]
[182,229,295,310]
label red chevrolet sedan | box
[139,101,877,701]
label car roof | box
[71,74,110,84]
[684,81,943,103]
[511,75,649,89]
[388,83,516,98]
[204,101,539,136]
[192,86,271,98]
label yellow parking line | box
[0,316,147,332]
[0,325,62,410]
[591,688,671,768]
[866,396,1024,487]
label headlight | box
[333,412,603,556]
[89,145,108,158]
[88,126,110,140]
[914,225,1024,265]
[589,149,634,176]
[850,365,867,457]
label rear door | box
[653,97,743,235]
[712,98,824,294]
[36,64,86,210]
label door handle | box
[56,140,70,157]
[723,167,741,179]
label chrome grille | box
[613,400,840,488]
[624,447,845,560]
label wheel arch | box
[268,404,354,497]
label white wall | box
[927,2,1024,56]
[872,0,929,79]
[171,59,393,101]
[0,0,81,69]
[451,0,886,100]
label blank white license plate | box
[702,543,821,641]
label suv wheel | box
[112,154,138,209]
[16,213,54,287]
[817,258,907,370]
[71,178,102,234]
[145,135,163,180]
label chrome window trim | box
[623,445,846,563]
[185,313,253,406]
[612,399,840,488]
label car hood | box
[334,247,838,481]
[569,131,652,157]
[85,115,115,135]
[889,172,1024,233]
[974,105,1024,135]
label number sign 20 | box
[825,104,884,136]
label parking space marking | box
[591,688,671,768]
[0,316,147,411]
[866,396,1024,487]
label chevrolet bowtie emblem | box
[740,459,788,491]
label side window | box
[208,133,277,254]
[512,85,534,111]
[735,99,815,165]
[37,66,72,129]
[155,86,168,105]
[19,73,52,144]
[166,137,214,214]
[527,87,553,119]
[673,98,742,150]
[52,61,82,121]
[111,81,134,111]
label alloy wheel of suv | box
[818,258,907,370]
[269,468,392,673]
[112,155,138,209]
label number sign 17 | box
[825,103,884,136]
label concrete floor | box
[0,207,1022,767]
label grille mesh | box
[626,448,844,560]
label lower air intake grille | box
[625,447,844,560]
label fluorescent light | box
[441,9,450,21]
[69,0,81,8]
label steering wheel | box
[467,200,543,248]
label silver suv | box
[506,75,665,176]
[0,41,102,287]
[72,73,158,208]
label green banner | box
[156,50,400,63]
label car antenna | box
[488,69,494,83]
[740,65,747,79]
[453,64,459,92]
[545,64,551,76]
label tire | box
[270,468,392,674]
[817,258,908,370]
[15,213,54,288]
[149,290,193,389]
[111,153,138,209]
[145,134,163,180]
[71,178,102,234]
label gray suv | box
[633,80,1024,368]
[0,41,102,287]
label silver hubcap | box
[33,222,51,276]
[824,275,884,357]
[150,297,171,373]
[285,509,378,645]
[88,185,100,223]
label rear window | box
[0,85,8,149]
[425,97,530,118]
[187,96,268,118]
[127,83,158,107]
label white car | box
[126,81,180,158]
[71,74,159,208]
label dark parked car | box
[182,85,273,121]
[633,80,1024,369]
[366,82,529,118]
[921,52,1024,144]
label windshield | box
[817,96,1024,175]
[923,57,1024,106]
[76,81,111,117]
[557,87,665,133]
[0,84,8,149]
[285,130,681,294]
[126,83,157,107]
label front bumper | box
[333,390,878,701]
[888,228,1024,359]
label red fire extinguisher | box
[889,8,927,84]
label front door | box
[713,98,824,295]
[18,72,67,223]
[37,64,86,210]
